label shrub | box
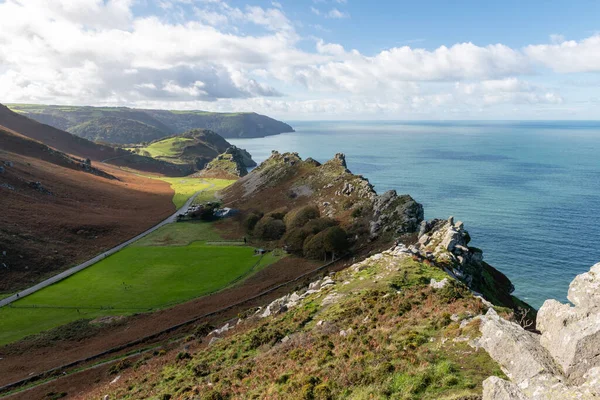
[176,351,192,361]
[194,323,214,337]
[303,218,338,234]
[109,359,132,375]
[202,391,224,400]
[351,207,363,218]
[254,217,286,241]
[244,211,263,232]
[287,205,320,228]
[267,209,287,220]
[192,361,211,377]
[283,228,311,254]
[437,280,470,303]
[303,226,349,260]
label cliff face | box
[478,263,600,400]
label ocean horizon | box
[231,120,600,309]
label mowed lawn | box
[0,222,283,345]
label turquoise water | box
[231,121,600,308]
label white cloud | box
[0,0,597,118]
[455,78,563,106]
[327,8,349,19]
[525,35,600,73]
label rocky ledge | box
[196,146,249,179]
[478,263,600,400]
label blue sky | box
[1,0,599,119]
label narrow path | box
[0,183,213,308]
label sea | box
[230,121,600,309]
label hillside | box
[195,147,250,179]
[69,116,167,144]
[0,151,539,400]
[0,104,191,176]
[86,218,541,400]
[219,152,425,249]
[0,126,175,292]
[7,104,295,143]
[130,129,256,170]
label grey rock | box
[483,377,528,400]
[537,299,600,383]
[567,262,600,313]
[429,278,449,289]
[481,263,600,400]
[478,308,563,384]
[441,227,461,252]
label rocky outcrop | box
[197,147,248,179]
[223,151,425,242]
[404,217,523,311]
[480,263,600,400]
[369,191,424,239]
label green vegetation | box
[192,179,236,205]
[101,251,504,400]
[159,177,214,208]
[132,137,196,161]
[69,116,167,144]
[134,221,222,247]
[0,221,284,346]
[6,104,294,142]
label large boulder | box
[483,377,527,400]
[568,262,600,313]
[537,266,600,383]
[478,309,562,384]
[480,263,600,400]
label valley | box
[0,103,581,400]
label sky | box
[1,0,599,120]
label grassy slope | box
[159,177,214,208]
[0,221,284,346]
[97,253,506,400]
[136,137,196,160]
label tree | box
[254,217,286,241]
[287,205,320,228]
[303,226,349,261]
[244,211,264,233]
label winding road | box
[0,183,213,308]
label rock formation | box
[196,147,249,179]
[222,151,425,241]
[479,263,600,400]
[404,217,525,310]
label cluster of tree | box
[244,205,350,261]
[179,202,220,222]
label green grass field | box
[159,177,214,208]
[192,178,236,204]
[135,137,195,160]
[0,222,283,346]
